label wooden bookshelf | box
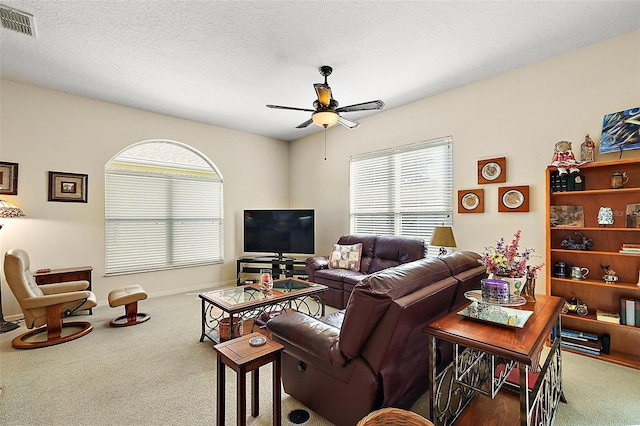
[546,158,640,369]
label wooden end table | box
[214,332,284,426]
[423,294,565,426]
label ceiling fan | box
[266,65,385,130]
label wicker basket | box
[219,317,243,341]
[356,408,434,426]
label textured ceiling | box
[1,1,639,142]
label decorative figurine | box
[580,133,596,163]
[561,297,588,316]
[601,265,619,284]
[551,141,583,175]
[521,265,537,302]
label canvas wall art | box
[599,107,640,154]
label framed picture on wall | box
[0,161,19,195]
[48,171,88,203]
[498,185,529,212]
[477,157,506,184]
[458,189,484,213]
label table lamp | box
[0,199,26,333]
[430,226,457,257]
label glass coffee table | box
[199,278,327,343]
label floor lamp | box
[0,200,26,333]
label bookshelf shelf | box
[546,158,640,370]
[560,346,640,370]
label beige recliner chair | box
[4,248,97,349]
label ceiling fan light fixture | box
[312,110,339,128]
[315,84,332,107]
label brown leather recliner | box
[305,234,427,309]
[267,251,487,426]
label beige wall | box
[290,29,640,294]
[0,81,291,318]
[1,30,639,318]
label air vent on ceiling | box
[0,4,36,37]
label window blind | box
[350,136,453,256]
[105,142,223,275]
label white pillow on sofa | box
[328,243,363,271]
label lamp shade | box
[430,226,457,248]
[315,85,332,107]
[0,200,25,218]
[312,110,340,128]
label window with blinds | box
[105,140,223,275]
[350,136,453,256]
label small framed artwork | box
[48,171,88,203]
[498,185,529,212]
[0,161,19,195]
[550,205,585,227]
[626,203,640,228]
[600,107,640,154]
[477,157,506,184]
[458,189,484,213]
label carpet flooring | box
[1,288,639,425]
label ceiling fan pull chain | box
[324,128,327,161]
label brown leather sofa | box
[305,234,427,309]
[267,251,486,426]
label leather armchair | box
[4,248,97,349]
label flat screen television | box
[243,209,315,258]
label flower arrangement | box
[479,230,543,278]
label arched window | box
[105,140,223,275]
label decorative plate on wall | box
[498,185,529,212]
[458,189,484,213]
[477,157,506,184]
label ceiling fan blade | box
[295,118,314,129]
[335,100,385,113]
[266,104,315,112]
[314,84,332,108]
[338,116,361,129]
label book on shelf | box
[562,336,602,352]
[596,309,621,324]
[619,249,640,254]
[619,244,640,254]
[560,328,599,341]
[561,342,601,356]
[620,298,639,327]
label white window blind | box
[105,141,223,275]
[350,136,453,256]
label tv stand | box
[237,256,307,285]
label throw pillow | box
[328,243,363,271]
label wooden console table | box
[34,266,93,314]
[424,294,564,426]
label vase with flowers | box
[479,230,543,297]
